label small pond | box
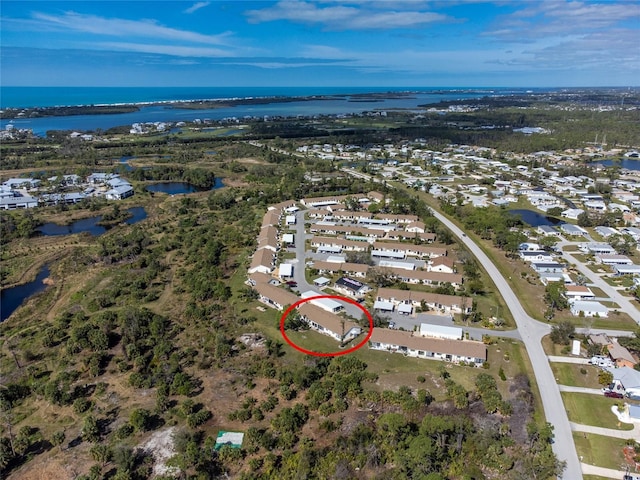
[37,206,147,236]
[145,178,224,194]
[593,159,640,171]
[509,209,562,227]
[1,265,50,322]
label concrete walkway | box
[548,355,591,364]
[570,421,640,440]
[558,385,603,395]
[581,463,635,479]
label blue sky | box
[1,0,639,87]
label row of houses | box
[312,261,462,288]
[0,174,134,210]
[369,327,486,366]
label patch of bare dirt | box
[140,427,178,478]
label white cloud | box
[93,42,231,57]
[245,0,451,30]
[30,11,232,45]
[485,0,640,41]
[184,2,211,14]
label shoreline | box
[0,94,335,119]
[0,88,511,118]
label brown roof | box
[565,285,593,294]
[588,333,611,346]
[249,249,274,270]
[608,342,637,365]
[248,272,273,285]
[370,328,486,359]
[261,210,281,228]
[254,282,298,308]
[258,225,278,243]
[311,236,368,249]
[299,303,360,336]
[430,256,455,268]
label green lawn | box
[561,392,634,430]
[550,363,600,388]
[573,432,633,471]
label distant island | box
[0,91,421,119]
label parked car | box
[286,281,298,287]
[604,390,623,398]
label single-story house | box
[569,300,609,318]
[531,262,566,274]
[560,224,588,236]
[537,225,558,236]
[333,277,370,298]
[369,328,486,365]
[596,254,633,266]
[608,341,637,368]
[299,303,361,342]
[613,264,640,276]
[565,285,595,301]
[520,251,555,263]
[254,282,298,311]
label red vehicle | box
[286,281,298,287]
[604,390,623,399]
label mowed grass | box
[550,362,601,388]
[560,392,634,430]
[573,432,631,471]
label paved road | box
[291,210,363,320]
[559,246,640,325]
[430,209,583,479]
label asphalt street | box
[430,209,583,479]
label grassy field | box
[550,362,601,388]
[573,432,633,471]
[561,392,634,430]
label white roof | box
[326,255,347,263]
[570,300,608,313]
[301,291,343,312]
[314,277,331,286]
[282,233,294,243]
[373,300,394,311]
[379,260,416,271]
[397,303,413,313]
[419,323,463,340]
[279,264,293,276]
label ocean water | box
[0,86,542,136]
[0,86,528,109]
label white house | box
[570,300,609,317]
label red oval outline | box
[279,295,374,357]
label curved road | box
[430,210,583,479]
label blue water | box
[146,178,224,194]
[37,207,147,236]
[1,86,530,109]
[1,265,50,322]
[509,209,562,227]
[593,159,640,171]
[0,86,540,136]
